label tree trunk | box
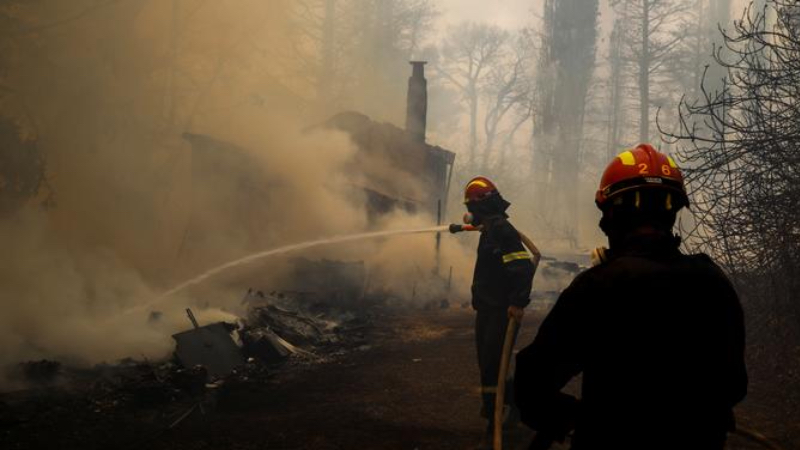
[607,14,625,160]
[706,0,731,92]
[532,0,597,242]
[469,86,478,168]
[165,0,181,126]
[498,112,528,171]
[318,0,336,106]
[639,0,650,143]
[482,129,494,172]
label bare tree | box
[480,31,534,172]
[651,0,721,146]
[666,0,713,101]
[437,22,509,168]
[390,0,438,57]
[605,3,630,161]
[532,0,599,243]
[284,0,342,106]
[664,1,800,335]
[319,0,336,105]
[612,0,693,143]
[285,0,438,112]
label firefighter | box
[514,144,747,450]
[461,176,536,446]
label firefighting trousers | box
[475,307,520,422]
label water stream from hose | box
[141,225,449,311]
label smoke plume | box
[0,1,474,388]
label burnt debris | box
[0,288,377,449]
[172,319,245,379]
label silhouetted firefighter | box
[455,176,537,449]
[514,144,748,450]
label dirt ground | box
[1,308,795,450]
[150,309,540,450]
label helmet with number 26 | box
[595,143,689,211]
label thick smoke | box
[0,1,473,388]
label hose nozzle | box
[449,224,480,233]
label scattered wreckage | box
[1,253,582,449]
[0,289,374,444]
[171,291,364,378]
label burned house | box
[185,62,453,224]
[322,62,455,220]
[176,62,454,300]
[179,62,454,259]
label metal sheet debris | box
[172,311,244,378]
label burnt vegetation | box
[663,0,800,434]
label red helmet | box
[464,176,498,204]
[595,144,688,209]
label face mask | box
[463,212,479,226]
[465,202,485,225]
[467,194,509,221]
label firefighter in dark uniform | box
[461,176,537,445]
[514,144,748,450]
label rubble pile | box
[245,304,328,348]
[0,289,378,448]
[161,289,374,380]
[238,291,373,365]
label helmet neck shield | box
[599,189,681,254]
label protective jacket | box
[471,216,534,310]
[514,235,747,450]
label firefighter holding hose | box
[453,176,539,449]
[514,144,747,450]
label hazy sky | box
[433,1,754,36]
[435,0,539,31]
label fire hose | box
[493,230,539,450]
[493,315,519,450]
[449,222,539,450]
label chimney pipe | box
[406,61,428,143]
